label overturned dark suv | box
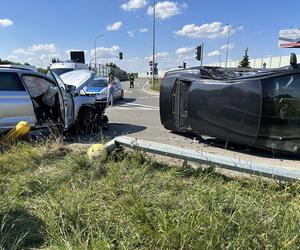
[160,54,300,155]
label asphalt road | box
[104,79,300,170]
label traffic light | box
[119,52,123,60]
[196,45,202,61]
[183,62,186,68]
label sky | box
[1,0,300,72]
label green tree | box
[0,58,21,65]
[238,48,250,68]
[51,57,61,63]
[105,62,119,69]
[37,68,48,74]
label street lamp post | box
[94,34,104,72]
[152,0,156,88]
[225,24,230,68]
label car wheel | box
[77,108,100,135]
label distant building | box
[207,55,300,69]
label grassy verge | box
[150,79,161,92]
[1,141,300,249]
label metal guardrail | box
[106,136,300,181]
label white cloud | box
[90,45,120,58]
[0,18,13,27]
[220,43,235,51]
[207,50,221,57]
[106,21,122,31]
[28,43,57,53]
[207,43,235,58]
[175,46,194,57]
[139,28,148,33]
[5,55,18,61]
[147,1,182,20]
[12,48,35,56]
[145,52,169,61]
[121,0,148,11]
[175,22,243,39]
[40,53,61,60]
[156,52,169,59]
[128,30,135,37]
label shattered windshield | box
[51,68,73,76]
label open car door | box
[48,70,74,129]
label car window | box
[259,73,300,139]
[22,75,55,98]
[0,72,26,91]
[90,79,108,88]
[51,68,73,76]
[49,71,66,91]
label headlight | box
[100,91,108,96]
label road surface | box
[104,79,300,170]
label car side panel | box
[187,79,262,145]
[0,91,36,132]
[113,82,122,99]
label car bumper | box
[95,96,108,103]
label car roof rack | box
[0,64,37,72]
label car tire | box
[76,108,100,135]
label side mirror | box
[290,53,297,68]
[66,84,76,93]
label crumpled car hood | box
[60,70,96,93]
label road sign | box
[279,29,300,48]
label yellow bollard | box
[2,121,31,142]
[87,144,108,160]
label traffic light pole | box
[201,43,204,67]
[152,0,156,88]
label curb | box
[142,80,159,96]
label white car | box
[50,61,89,76]
[62,74,124,103]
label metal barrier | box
[106,136,300,181]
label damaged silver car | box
[0,66,107,136]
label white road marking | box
[138,96,158,99]
[118,101,158,110]
[109,107,158,111]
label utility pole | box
[225,24,230,68]
[152,0,156,88]
[201,43,204,67]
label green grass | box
[1,141,300,249]
[150,79,161,92]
